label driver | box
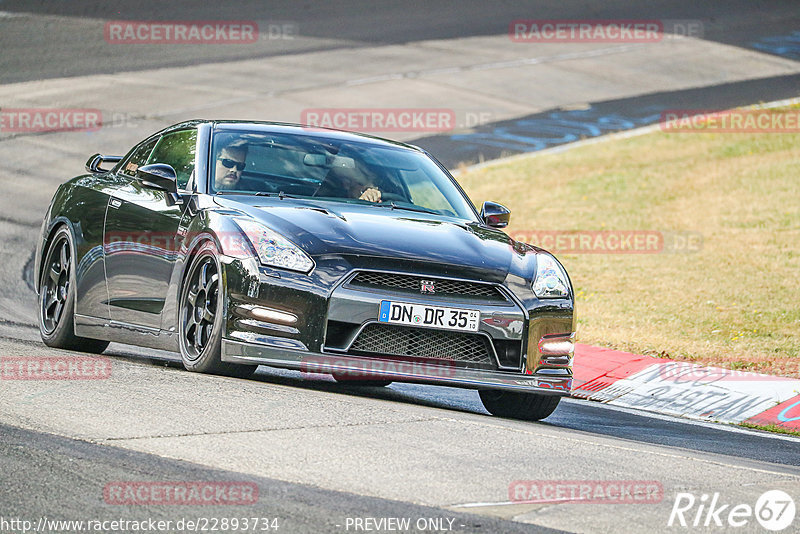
[213,141,248,190]
[317,164,382,202]
[348,170,382,203]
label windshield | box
[209,129,478,221]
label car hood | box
[214,196,535,282]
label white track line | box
[452,96,800,174]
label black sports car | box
[35,120,575,420]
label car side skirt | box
[75,314,179,352]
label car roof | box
[182,120,425,153]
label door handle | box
[109,198,122,209]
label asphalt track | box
[419,73,800,167]
[1,0,799,84]
[1,423,565,534]
[1,3,800,533]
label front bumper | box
[220,255,575,395]
[222,338,572,394]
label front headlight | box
[233,218,314,273]
[532,253,570,298]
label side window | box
[119,138,158,177]
[147,129,198,189]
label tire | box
[38,226,110,353]
[332,373,392,387]
[178,241,257,379]
[479,389,561,421]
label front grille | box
[349,271,506,301]
[349,323,494,367]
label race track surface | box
[1,3,799,532]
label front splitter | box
[222,338,571,395]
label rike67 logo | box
[669,490,796,531]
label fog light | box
[537,334,574,366]
[539,339,574,356]
[236,305,297,325]
[251,307,297,324]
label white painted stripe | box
[560,398,800,443]
[451,500,549,508]
[446,417,800,477]
[346,44,645,86]
[452,96,800,174]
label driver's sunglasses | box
[218,157,245,171]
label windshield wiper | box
[215,191,295,198]
[215,190,262,196]
[373,202,439,215]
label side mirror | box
[137,164,178,195]
[85,153,122,173]
[480,201,511,228]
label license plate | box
[378,301,480,332]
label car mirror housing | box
[85,153,122,174]
[480,201,511,228]
[137,164,179,195]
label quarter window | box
[119,138,158,177]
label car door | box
[104,128,197,328]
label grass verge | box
[739,422,800,438]
[458,123,800,377]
